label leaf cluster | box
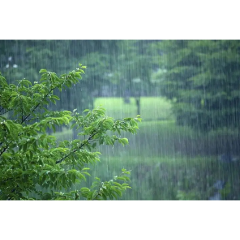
[0,64,141,200]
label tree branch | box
[0,145,9,157]
[56,130,98,164]
[0,84,60,157]
[21,88,54,124]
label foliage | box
[0,64,141,200]
[155,40,240,131]
[94,97,173,121]
[112,41,154,95]
[0,40,158,115]
[0,40,118,113]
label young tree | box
[0,64,141,200]
[110,40,155,115]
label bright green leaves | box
[0,72,8,87]
[40,115,73,132]
[0,64,139,200]
[87,168,131,200]
[49,94,60,105]
[0,119,23,157]
[73,106,138,149]
[92,107,106,116]
[1,120,13,133]
[118,138,129,146]
[111,115,142,135]
[39,69,48,74]
[17,79,32,87]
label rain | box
[1,39,240,200]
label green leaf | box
[3,121,11,132]
[118,138,129,146]
[39,69,48,74]
[92,190,98,199]
[0,64,136,200]
[51,95,60,100]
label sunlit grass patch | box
[94,97,174,121]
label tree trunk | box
[135,97,140,116]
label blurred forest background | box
[1,40,240,200]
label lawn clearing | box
[94,96,174,121]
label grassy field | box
[94,97,174,121]
[85,155,240,200]
[53,97,240,200]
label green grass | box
[94,97,174,121]
[84,154,240,200]
[54,97,239,159]
[52,96,240,200]
[53,96,174,141]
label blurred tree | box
[154,40,240,131]
[110,40,155,115]
[0,40,157,117]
